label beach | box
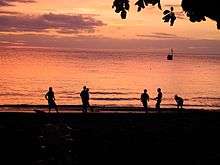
[1,106,220,165]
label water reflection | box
[0,47,219,109]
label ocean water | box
[0,47,220,109]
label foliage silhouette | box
[181,0,219,29]
[112,0,130,19]
[135,0,161,12]
[162,7,176,26]
[112,0,220,29]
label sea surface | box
[0,47,220,109]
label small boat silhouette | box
[167,48,173,60]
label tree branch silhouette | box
[112,0,220,29]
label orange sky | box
[0,0,219,48]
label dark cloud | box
[0,33,220,51]
[0,13,106,33]
[137,32,180,39]
[153,33,178,37]
[0,0,35,7]
[0,10,20,14]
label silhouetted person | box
[155,88,162,112]
[80,86,93,113]
[80,86,87,113]
[174,95,184,109]
[86,88,94,112]
[140,89,150,113]
[45,87,58,113]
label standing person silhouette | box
[174,95,184,110]
[86,88,94,112]
[45,87,58,113]
[140,89,150,113]
[80,86,88,113]
[155,88,162,112]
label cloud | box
[0,13,106,33]
[0,10,20,14]
[137,32,180,39]
[0,0,35,7]
[1,33,220,51]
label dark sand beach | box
[1,106,220,165]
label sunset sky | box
[0,0,219,49]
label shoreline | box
[0,104,220,112]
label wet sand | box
[1,104,219,112]
[0,107,220,165]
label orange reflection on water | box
[0,47,220,108]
